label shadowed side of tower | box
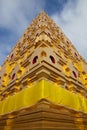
[0,11,87,130]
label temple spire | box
[0,11,87,130]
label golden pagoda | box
[0,11,87,130]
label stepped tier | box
[0,99,87,130]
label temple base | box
[0,99,87,130]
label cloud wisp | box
[0,0,45,65]
[0,0,45,33]
[51,0,87,61]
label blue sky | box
[0,0,87,65]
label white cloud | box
[51,0,87,61]
[0,0,44,34]
[0,0,45,34]
[0,0,45,65]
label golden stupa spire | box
[0,11,87,130]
